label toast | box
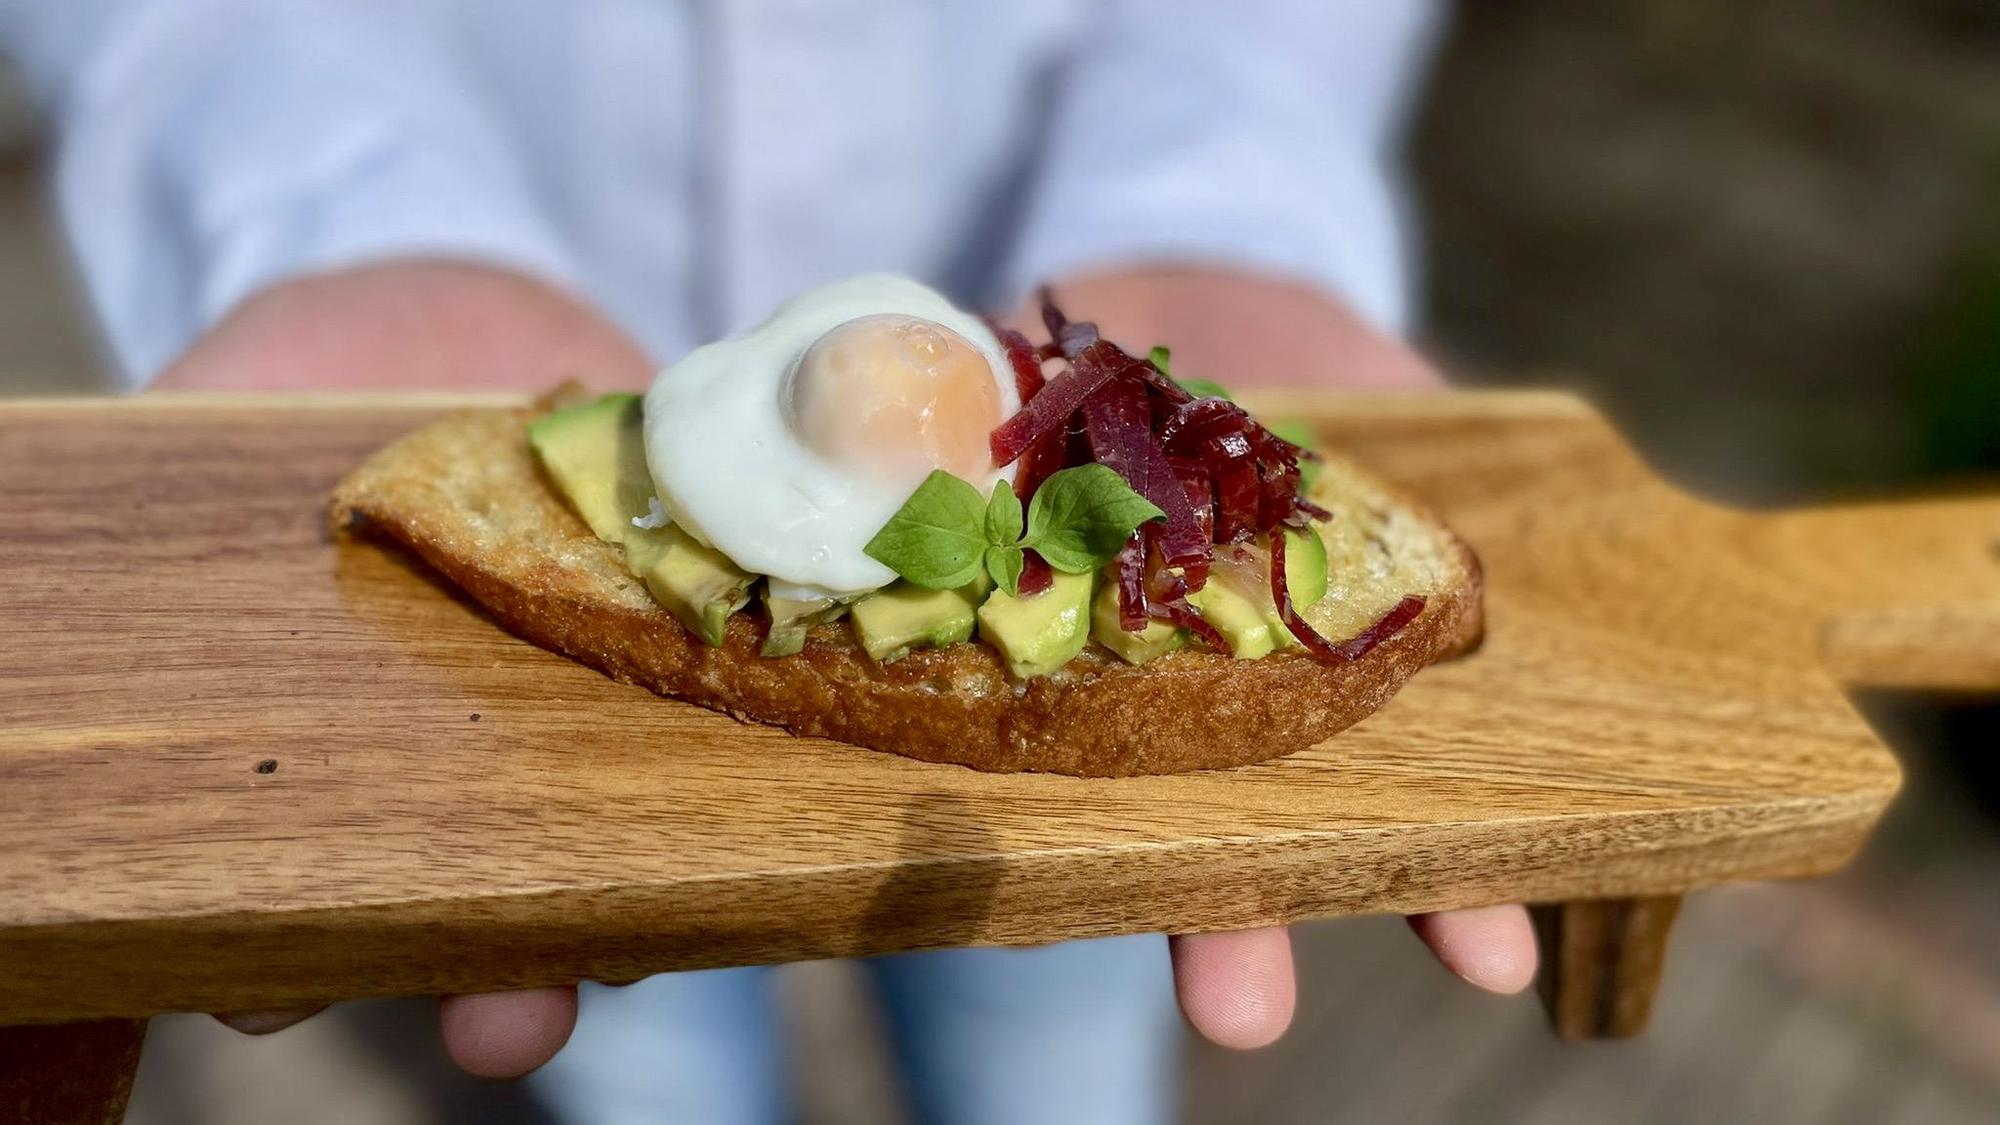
[330,391,1483,776]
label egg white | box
[643,275,1019,598]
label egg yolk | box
[787,314,1002,480]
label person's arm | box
[1020,265,1443,391]
[0,0,587,387]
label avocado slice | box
[977,569,1095,679]
[1189,579,1278,660]
[1284,526,1331,606]
[624,524,755,645]
[1090,580,1184,666]
[527,393,655,546]
[762,594,850,658]
[530,393,751,644]
[850,579,987,664]
[1266,526,1330,648]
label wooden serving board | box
[1,391,1995,1034]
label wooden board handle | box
[1823,605,2000,693]
[1756,493,2000,691]
[1533,896,1683,1039]
[0,1019,145,1124]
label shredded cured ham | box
[988,290,1424,664]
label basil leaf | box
[1177,377,1233,401]
[986,545,1024,596]
[984,478,1023,547]
[1149,343,1231,400]
[1021,464,1164,574]
[863,470,987,589]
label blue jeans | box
[525,935,1178,1125]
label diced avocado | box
[851,579,987,664]
[1190,579,1278,660]
[623,524,755,645]
[977,569,1095,679]
[1284,526,1330,607]
[761,594,849,658]
[1266,526,1330,648]
[527,393,654,545]
[1090,580,1184,665]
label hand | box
[152,259,653,393]
[229,911,1539,1071]
[1027,265,1538,1049]
[1024,263,1444,392]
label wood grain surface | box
[0,391,1991,1026]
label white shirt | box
[0,0,1440,386]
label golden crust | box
[330,396,1483,776]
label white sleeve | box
[0,0,581,386]
[1000,0,1442,335]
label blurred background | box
[3,1,1998,1122]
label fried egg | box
[643,275,1019,598]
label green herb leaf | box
[1267,418,1323,492]
[986,545,1024,595]
[1020,464,1165,573]
[1149,344,1232,400]
[863,470,988,589]
[984,478,1023,547]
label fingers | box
[437,986,579,1079]
[213,986,582,1078]
[212,1006,327,1035]
[1168,927,1296,1050]
[1407,904,1539,994]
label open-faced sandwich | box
[332,276,1481,775]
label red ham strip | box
[1158,397,1248,452]
[1331,595,1428,660]
[1270,530,1427,662]
[1169,455,1216,554]
[998,326,1045,404]
[1017,550,1053,596]
[1039,292,1100,361]
[1211,449,1260,544]
[1112,534,1148,631]
[1150,594,1228,652]
[1012,429,1066,515]
[990,359,1116,466]
[1082,375,1208,568]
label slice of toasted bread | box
[330,393,1483,776]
